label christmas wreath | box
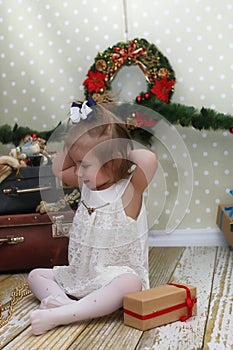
[83,38,176,104]
[82,37,233,133]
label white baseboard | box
[148,228,229,247]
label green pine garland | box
[0,100,232,148]
[0,123,56,147]
[139,95,233,131]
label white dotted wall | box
[127,0,233,113]
[146,126,233,231]
[0,0,126,129]
[0,0,232,230]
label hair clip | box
[70,97,96,124]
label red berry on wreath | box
[144,93,150,100]
[136,95,142,103]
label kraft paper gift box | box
[216,204,233,248]
[123,283,197,331]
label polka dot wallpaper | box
[146,126,233,231]
[0,0,232,231]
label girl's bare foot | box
[30,309,58,335]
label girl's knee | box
[28,268,40,284]
[28,268,51,285]
[116,273,142,294]
[126,273,142,292]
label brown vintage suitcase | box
[0,210,74,272]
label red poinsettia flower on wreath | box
[83,70,107,93]
[150,76,175,103]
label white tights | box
[27,268,142,335]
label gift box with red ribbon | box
[123,283,197,331]
[216,203,233,247]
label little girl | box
[28,100,157,335]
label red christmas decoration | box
[229,127,233,134]
[111,40,147,66]
[134,111,156,127]
[144,93,150,100]
[150,76,175,103]
[83,70,107,93]
[136,95,143,103]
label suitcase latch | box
[0,236,24,245]
[52,215,72,238]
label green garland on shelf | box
[0,123,56,147]
[0,99,232,149]
[138,94,233,131]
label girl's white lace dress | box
[53,177,149,298]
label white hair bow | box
[70,100,93,123]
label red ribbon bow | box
[168,283,197,322]
[111,40,147,66]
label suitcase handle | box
[2,184,52,195]
[0,236,24,245]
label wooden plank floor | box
[1,246,233,350]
